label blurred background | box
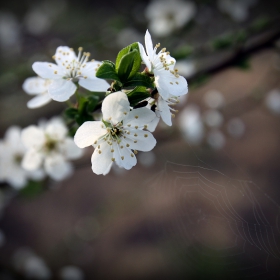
[0,0,280,279]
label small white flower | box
[138,30,188,100]
[145,0,196,37]
[23,76,52,108]
[217,0,258,22]
[0,126,44,189]
[74,91,157,175]
[138,30,188,125]
[32,46,109,102]
[178,105,204,144]
[59,266,84,280]
[265,89,280,114]
[21,117,83,181]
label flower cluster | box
[0,118,83,189]
[19,30,188,177]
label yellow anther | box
[54,71,58,74]
[121,156,124,160]
[131,153,134,157]
[144,134,148,137]
[98,150,102,154]
[111,158,115,162]
[78,47,83,51]
[135,116,138,119]
[126,144,130,147]
[135,126,138,129]
[134,133,138,137]
[134,140,137,143]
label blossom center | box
[44,137,58,153]
[55,47,92,81]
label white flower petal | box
[74,121,107,148]
[113,142,137,170]
[61,138,83,159]
[54,46,77,67]
[144,30,155,61]
[91,142,113,175]
[154,69,188,99]
[22,149,43,170]
[45,120,67,141]
[48,79,77,102]
[21,126,45,149]
[44,154,73,181]
[32,62,64,79]
[123,108,156,130]
[78,77,109,92]
[102,91,130,124]
[157,97,172,126]
[7,168,27,189]
[22,77,50,95]
[27,92,52,109]
[5,126,22,148]
[138,42,151,71]
[28,169,45,181]
[80,61,102,79]
[123,130,156,152]
[145,113,160,132]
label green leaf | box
[19,180,44,198]
[95,60,121,82]
[126,86,151,107]
[64,107,78,119]
[87,95,99,113]
[115,42,140,71]
[173,45,193,60]
[117,49,141,82]
[123,73,154,88]
[75,113,94,126]
[212,35,233,50]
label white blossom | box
[138,30,188,125]
[23,76,52,108]
[74,91,157,175]
[59,266,84,280]
[217,0,258,22]
[32,46,109,102]
[21,117,83,181]
[178,105,204,144]
[145,0,196,37]
[207,129,225,150]
[0,126,45,189]
[227,117,245,138]
[265,89,280,114]
[203,90,225,109]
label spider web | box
[144,160,280,279]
